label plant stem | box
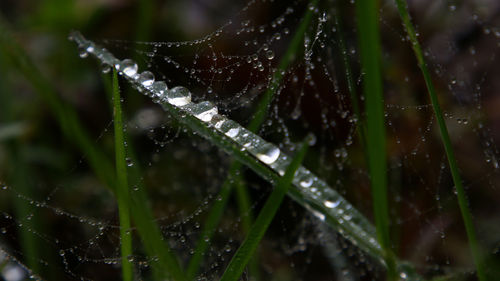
[112,69,134,281]
[332,4,366,148]
[394,1,487,280]
[220,137,310,281]
[355,0,397,280]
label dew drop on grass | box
[151,81,168,98]
[126,157,133,167]
[167,86,192,106]
[137,71,155,87]
[78,47,88,58]
[266,49,275,60]
[120,59,139,77]
[190,101,218,122]
[225,127,240,138]
[324,200,340,209]
[255,144,280,164]
[101,63,111,74]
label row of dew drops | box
[69,31,386,263]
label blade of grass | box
[111,69,134,281]
[186,2,317,279]
[0,17,186,281]
[103,72,187,281]
[70,31,424,280]
[355,0,397,280]
[394,1,487,280]
[332,3,366,149]
[219,136,311,281]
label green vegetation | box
[394,0,487,280]
[0,1,496,281]
[111,69,134,281]
[355,0,396,280]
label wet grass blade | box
[0,18,186,281]
[219,137,310,281]
[394,1,487,280]
[186,2,317,279]
[355,0,397,280]
[70,31,424,280]
[111,69,134,281]
[332,4,366,148]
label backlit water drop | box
[137,71,155,87]
[255,144,280,164]
[151,81,168,99]
[167,86,192,106]
[190,101,218,122]
[120,59,138,77]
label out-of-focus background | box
[1,0,500,280]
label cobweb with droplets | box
[1,0,500,280]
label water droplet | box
[126,157,133,167]
[101,63,111,74]
[167,86,192,106]
[255,145,280,165]
[225,127,240,138]
[137,71,155,87]
[190,101,218,122]
[78,47,88,58]
[324,200,340,208]
[266,50,275,60]
[151,81,168,98]
[120,59,138,77]
[300,177,313,188]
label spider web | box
[1,0,500,280]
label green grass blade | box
[394,1,487,280]
[0,18,186,281]
[111,69,134,281]
[332,4,366,148]
[248,0,317,133]
[70,31,425,280]
[219,136,310,281]
[186,3,317,279]
[355,0,397,280]
[103,73,187,281]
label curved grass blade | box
[186,2,317,278]
[69,30,385,264]
[220,136,311,281]
[70,30,425,280]
[394,1,487,280]
[111,69,134,281]
[355,0,397,279]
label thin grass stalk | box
[332,3,366,149]
[0,18,186,281]
[220,137,311,281]
[355,0,397,280]
[102,73,186,281]
[394,1,487,280]
[186,2,317,278]
[111,69,134,281]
